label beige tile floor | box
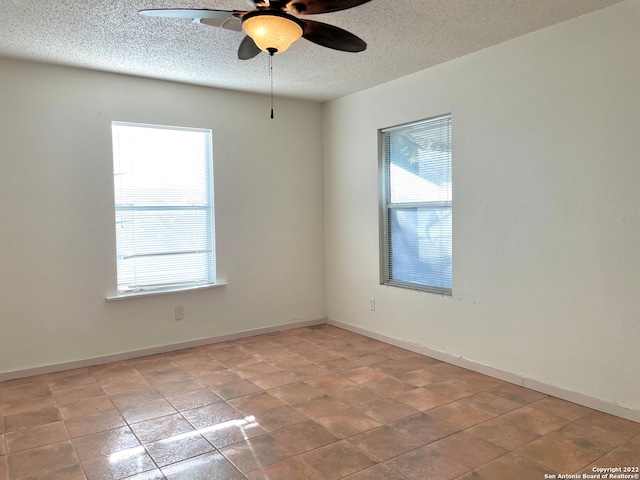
[0,324,638,480]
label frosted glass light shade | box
[242,12,303,53]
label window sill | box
[382,280,452,296]
[105,282,227,301]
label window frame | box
[110,121,218,298]
[379,114,453,295]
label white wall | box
[323,0,640,413]
[0,59,326,375]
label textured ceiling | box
[0,0,625,102]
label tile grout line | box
[53,386,89,480]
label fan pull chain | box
[268,49,275,119]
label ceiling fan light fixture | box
[242,10,304,54]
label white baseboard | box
[327,319,640,423]
[0,318,326,382]
[4,316,638,424]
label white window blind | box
[111,122,215,294]
[381,115,452,294]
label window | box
[111,122,215,295]
[380,115,452,294]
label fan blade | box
[301,19,366,52]
[139,9,241,19]
[286,0,372,15]
[238,35,262,60]
[197,17,243,32]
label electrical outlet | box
[369,298,376,311]
[175,306,184,321]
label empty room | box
[1,0,639,479]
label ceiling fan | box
[140,0,372,59]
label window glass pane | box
[117,253,212,290]
[115,209,211,258]
[389,207,452,290]
[114,127,210,206]
[389,117,451,204]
